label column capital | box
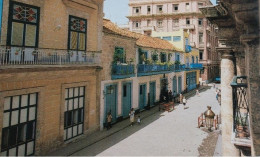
[216,47,234,59]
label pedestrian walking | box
[196,89,200,96]
[173,91,176,102]
[215,89,219,101]
[218,90,221,105]
[137,116,141,125]
[106,112,112,130]
[179,93,183,104]
[129,108,135,126]
[183,96,187,109]
[168,90,173,102]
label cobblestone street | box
[71,85,221,156]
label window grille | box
[64,87,85,141]
[1,93,38,156]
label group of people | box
[106,108,141,130]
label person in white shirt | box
[183,96,187,109]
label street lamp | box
[204,106,215,131]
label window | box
[123,85,127,97]
[7,2,40,47]
[199,50,203,60]
[173,4,179,12]
[198,2,203,7]
[64,87,85,141]
[162,36,172,41]
[133,21,141,28]
[198,18,203,26]
[157,5,163,13]
[1,93,38,156]
[147,20,151,26]
[172,19,179,27]
[160,52,167,63]
[186,18,190,25]
[147,6,151,14]
[157,20,163,28]
[199,33,203,43]
[173,36,181,41]
[133,7,141,14]
[69,16,87,51]
[114,47,126,63]
[186,3,190,10]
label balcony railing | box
[230,76,251,147]
[137,64,185,76]
[0,48,100,66]
[181,24,195,30]
[185,45,192,53]
[111,64,135,79]
[185,63,203,70]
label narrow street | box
[71,85,221,156]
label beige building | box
[200,0,259,156]
[0,0,103,155]
[127,0,220,83]
[100,19,202,129]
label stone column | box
[218,47,240,156]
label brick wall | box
[0,66,101,155]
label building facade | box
[127,0,220,83]
[0,0,103,155]
[200,0,259,156]
[101,19,202,129]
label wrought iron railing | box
[111,64,135,79]
[230,76,250,139]
[137,64,185,76]
[0,48,100,66]
[189,63,203,69]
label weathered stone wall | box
[245,41,260,156]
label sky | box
[104,0,217,26]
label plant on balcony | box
[236,117,249,138]
[32,50,37,56]
[174,60,181,65]
[145,58,153,65]
[166,61,174,66]
[151,52,158,62]
[129,58,135,64]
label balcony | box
[0,48,100,67]
[230,76,251,148]
[185,45,192,53]
[111,64,135,80]
[180,24,195,30]
[185,63,203,70]
[137,64,185,77]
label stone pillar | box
[218,47,240,156]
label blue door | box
[149,82,156,106]
[172,77,177,96]
[178,76,182,93]
[105,84,117,123]
[139,84,147,110]
[122,82,132,118]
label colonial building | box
[200,0,259,156]
[0,0,103,155]
[127,0,220,83]
[101,19,202,129]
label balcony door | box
[122,82,132,118]
[139,84,147,110]
[68,15,87,62]
[105,84,117,124]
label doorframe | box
[121,81,133,117]
[149,81,156,105]
[138,83,147,110]
[104,83,118,123]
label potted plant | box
[236,117,248,138]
